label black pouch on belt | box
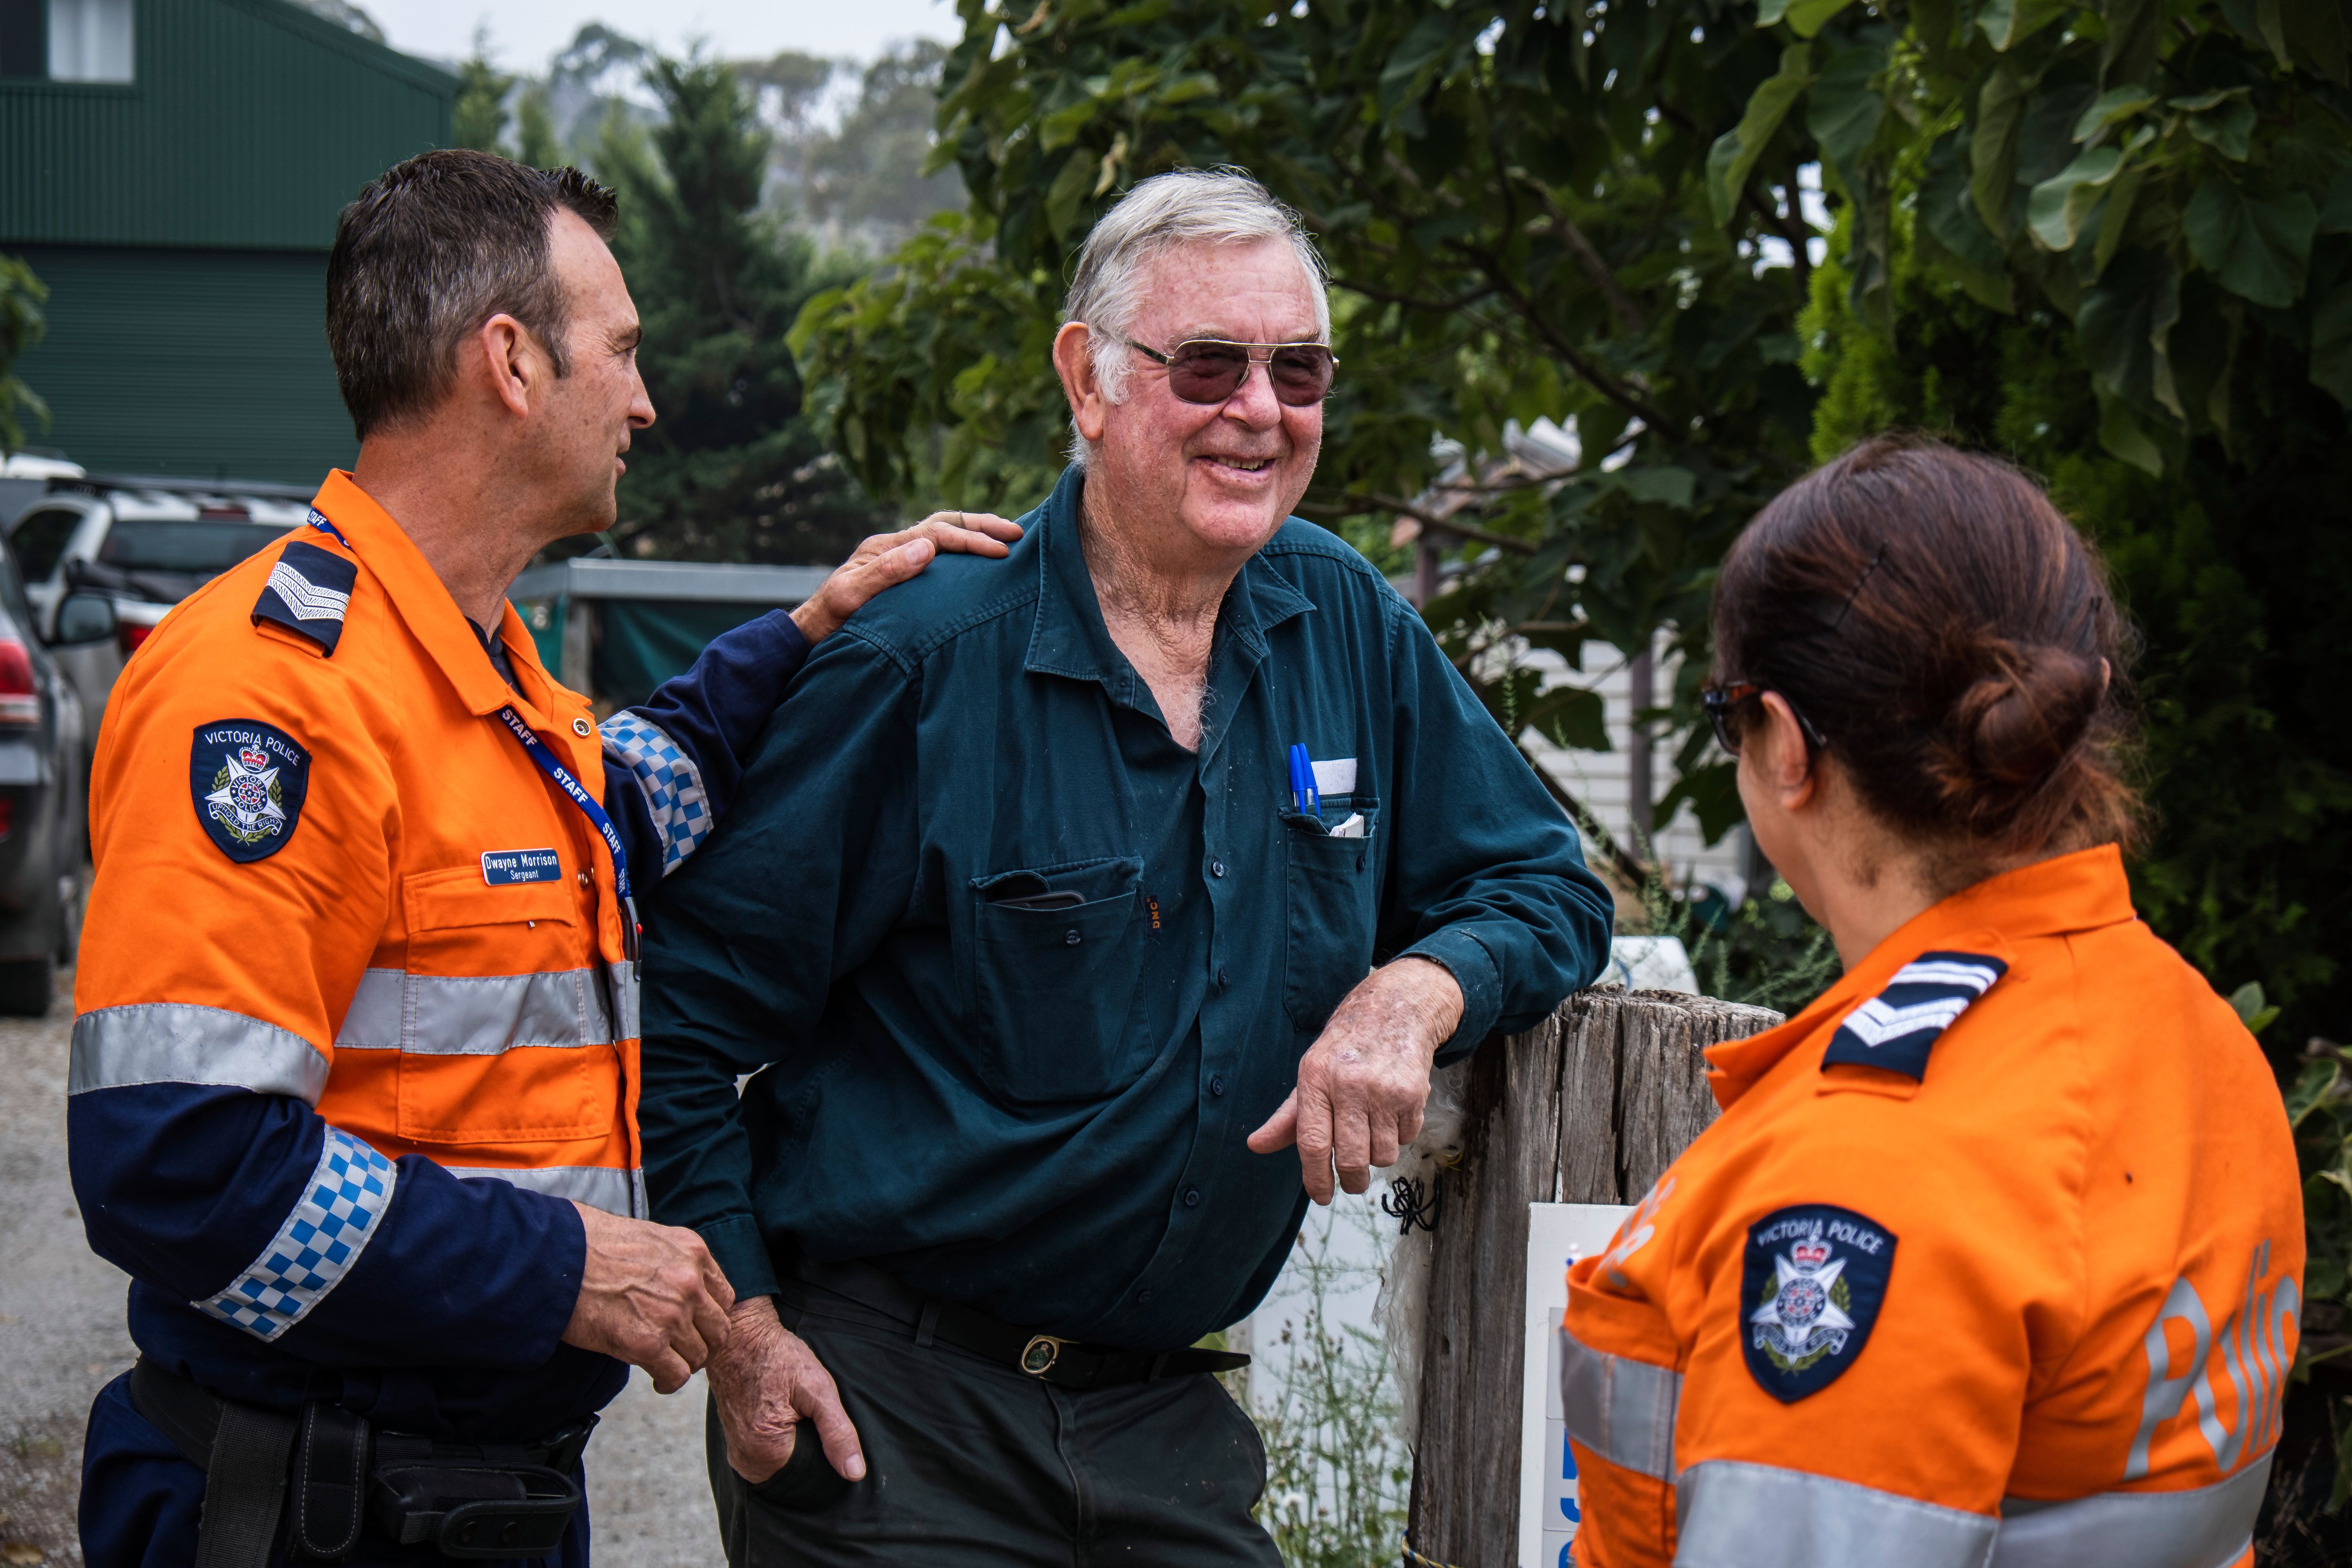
[127,1355,591,1563]
[369,1428,592,1559]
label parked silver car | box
[5,475,308,760]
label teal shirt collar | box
[1020,466,1315,753]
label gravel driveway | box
[0,970,723,1566]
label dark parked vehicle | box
[0,544,96,1014]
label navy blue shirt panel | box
[638,467,1614,1350]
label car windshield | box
[99,519,283,575]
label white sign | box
[1519,1202,1635,1568]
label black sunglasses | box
[1121,337,1338,407]
[1701,681,1828,758]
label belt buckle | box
[1020,1335,1066,1376]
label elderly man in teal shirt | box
[640,168,1614,1561]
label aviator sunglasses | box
[1701,681,1828,758]
[1121,337,1339,407]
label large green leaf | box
[2185,178,2319,308]
[2079,247,2179,411]
[1972,63,2030,237]
[1707,44,1815,227]
[1781,0,1859,39]
[1808,42,1889,183]
[2028,145,2127,253]
[2073,84,2156,146]
[1976,0,2068,51]
[2099,0,2161,89]
[2287,0,2350,85]
[2174,89,2257,163]
[2288,1056,2344,1130]
[1922,130,2015,309]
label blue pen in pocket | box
[1288,742,1320,816]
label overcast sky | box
[374,0,964,70]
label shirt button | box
[1217,965,1230,988]
[1210,1075,1225,1096]
[577,870,591,888]
[572,717,593,737]
[1183,1188,1201,1208]
[1064,929,1082,945]
[1138,1289,1154,1304]
[1211,859,1226,878]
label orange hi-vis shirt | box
[1560,845,2302,1568]
[76,470,642,1220]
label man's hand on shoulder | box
[560,1202,737,1393]
[790,512,1024,645]
[707,1293,866,1485]
[1248,956,1465,1204]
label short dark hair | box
[327,149,619,439]
[1712,435,2139,869]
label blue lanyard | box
[495,704,639,963]
[312,504,635,958]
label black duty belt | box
[127,1356,593,1564]
[787,1255,1248,1391]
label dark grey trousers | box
[702,1281,1283,1566]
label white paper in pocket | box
[1328,812,1367,839]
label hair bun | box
[1944,640,2104,808]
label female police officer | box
[1559,436,2303,1568]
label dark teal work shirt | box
[639,467,1614,1350]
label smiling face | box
[1065,237,1326,575]
[530,208,654,535]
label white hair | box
[1063,168,1332,467]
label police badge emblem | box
[1740,1204,1898,1403]
[190,719,311,863]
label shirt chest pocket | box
[393,868,616,1145]
[966,856,1147,1106]
[1282,802,1380,1032]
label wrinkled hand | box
[707,1294,866,1485]
[559,1202,735,1394]
[790,512,1024,644]
[1247,956,1464,1204]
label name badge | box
[482,847,562,885]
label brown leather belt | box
[786,1255,1248,1391]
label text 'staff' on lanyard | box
[495,706,639,963]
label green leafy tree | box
[513,84,562,168]
[795,0,1836,802]
[452,32,517,156]
[602,55,893,563]
[800,41,969,252]
[0,254,49,455]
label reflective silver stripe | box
[192,1127,396,1341]
[1676,1461,1997,1568]
[1991,1454,2269,1568]
[70,1004,331,1104]
[334,967,629,1055]
[1557,1324,1679,1480]
[335,968,403,1048]
[608,962,638,1044]
[441,1163,643,1219]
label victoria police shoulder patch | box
[190,720,311,863]
[251,540,355,656]
[1740,1204,1897,1404]
[1819,949,2008,1081]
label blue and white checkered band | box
[1819,950,2009,1082]
[193,1127,396,1342]
[251,539,357,656]
[599,711,712,876]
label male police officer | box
[68,150,1015,1565]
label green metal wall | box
[0,0,454,250]
[9,245,353,482]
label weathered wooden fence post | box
[1404,988,1782,1565]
